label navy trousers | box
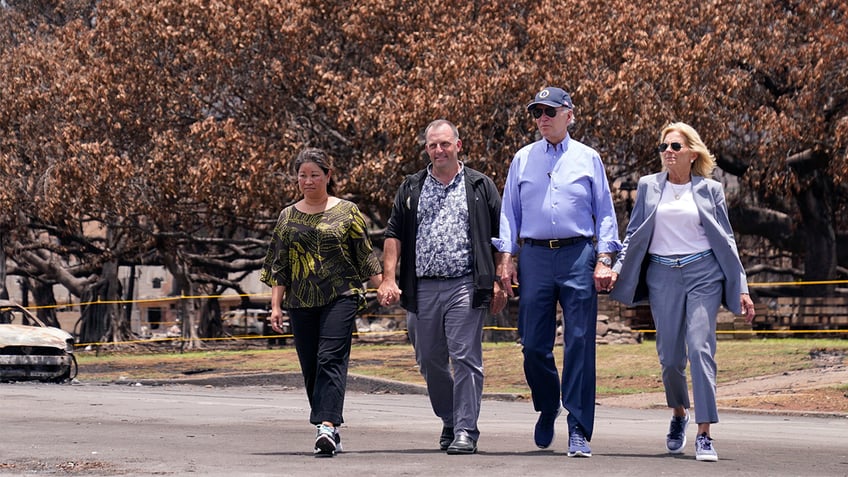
[518,238,598,440]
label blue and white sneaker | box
[567,426,592,458]
[314,424,337,457]
[334,427,343,453]
[695,433,718,462]
[666,411,689,454]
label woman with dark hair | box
[261,147,382,457]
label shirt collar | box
[544,133,570,153]
[426,161,465,187]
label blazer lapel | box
[644,172,666,216]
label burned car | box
[221,308,289,347]
[221,308,270,336]
[0,300,77,383]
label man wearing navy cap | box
[493,87,621,457]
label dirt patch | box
[598,364,848,415]
[717,387,848,413]
[0,460,126,475]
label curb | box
[121,372,525,401]
[115,373,845,417]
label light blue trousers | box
[646,253,724,424]
[407,275,485,440]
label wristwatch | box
[597,256,612,267]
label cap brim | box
[527,100,566,110]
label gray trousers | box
[646,254,724,424]
[407,275,485,440]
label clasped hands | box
[595,265,617,293]
[377,281,402,307]
[377,279,508,315]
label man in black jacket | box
[378,119,506,455]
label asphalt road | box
[1,381,846,476]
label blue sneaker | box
[534,407,561,449]
[314,424,337,457]
[666,411,689,454]
[695,433,718,462]
[567,426,592,458]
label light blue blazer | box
[609,172,749,314]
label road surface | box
[1,381,846,476]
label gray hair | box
[423,119,460,140]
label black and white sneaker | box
[314,424,337,457]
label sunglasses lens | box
[531,107,560,119]
[658,142,683,152]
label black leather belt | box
[524,237,588,248]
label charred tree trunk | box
[124,265,136,332]
[198,295,222,339]
[160,242,203,350]
[0,240,8,300]
[78,260,133,345]
[31,279,61,328]
[78,287,109,345]
[788,149,837,296]
[794,181,837,296]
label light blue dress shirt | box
[493,134,621,255]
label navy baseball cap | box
[527,87,573,110]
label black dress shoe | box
[446,433,477,455]
[439,426,454,451]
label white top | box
[648,181,712,256]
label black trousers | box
[289,296,358,426]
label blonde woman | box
[609,122,755,461]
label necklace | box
[669,181,690,200]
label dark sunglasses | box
[658,142,684,153]
[530,107,559,119]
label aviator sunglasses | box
[658,142,684,153]
[530,107,560,119]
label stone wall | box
[356,294,644,345]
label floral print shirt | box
[414,166,472,278]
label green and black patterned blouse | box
[260,200,382,310]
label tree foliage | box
[1,0,846,343]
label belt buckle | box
[671,259,683,268]
[548,239,560,249]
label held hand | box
[377,281,402,307]
[594,263,615,293]
[740,293,756,323]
